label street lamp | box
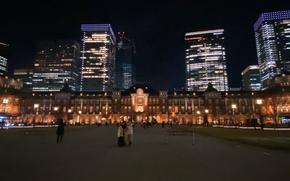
[34,103,39,116]
[33,104,39,126]
[256,99,263,105]
[231,104,237,109]
[3,98,9,113]
[76,110,82,125]
[231,104,237,125]
[67,109,72,125]
[196,111,201,124]
[53,106,59,112]
[34,104,39,109]
[256,99,263,129]
[204,109,209,126]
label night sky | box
[1,0,290,89]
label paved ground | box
[1,126,290,181]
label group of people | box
[117,121,134,147]
[55,117,135,147]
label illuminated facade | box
[254,10,290,89]
[0,95,20,117]
[14,69,33,92]
[241,65,261,91]
[32,41,80,92]
[80,24,116,92]
[0,76,22,90]
[9,81,289,126]
[115,32,136,90]
[185,29,228,91]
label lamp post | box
[53,106,59,125]
[256,99,263,129]
[78,110,82,125]
[53,106,59,112]
[33,104,39,125]
[196,110,201,125]
[231,104,237,126]
[204,109,209,126]
[67,108,72,125]
[3,98,9,114]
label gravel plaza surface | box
[1,126,290,181]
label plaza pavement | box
[0,126,290,181]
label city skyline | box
[1,1,290,89]
[1,2,290,181]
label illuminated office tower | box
[80,24,116,92]
[32,41,80,92]
[241,65,261,91]
[115,32,136,90]
[0,56,7,76]
[185,29,228,91]
[0,42,9,76]
[254,10,290,89]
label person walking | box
[117,122,126,147]
[56,118,66,144]
[126,121,134,146]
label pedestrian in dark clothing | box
[56,118,65,144]
[161,121,165,128]
[117,122,127,147]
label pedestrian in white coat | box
[126,121,134,146]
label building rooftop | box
[241,65,260,75]
[185,29,224,36]
[254,10,290,31]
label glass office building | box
[254,10,290,89]
[0,56,7,76]
[185,29,228,91]
[115,32,136,90]
[80,24,116,92]
[32,41,80,92]
[241,65,261,91]
[0,42,9,76]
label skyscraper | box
[0,56,7,76]
[241,65,261,91]
[0,42,9,76]
[80,24,116,92]
[254,10,290,89]
[32,41,80,92]
[115,32,136,90]
[185,29,228,91]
